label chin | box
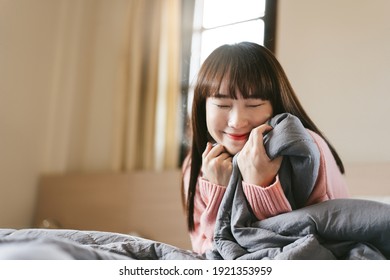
[225,146,242,156]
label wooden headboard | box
[33,169,192,250]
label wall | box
[0,0,60,227]
[276,0,390,164]
[0,0,131,228]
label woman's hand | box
[201,142,233,186]
[237,124,283,187]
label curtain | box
[43,0,181,173]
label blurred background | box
[1,0,389,229]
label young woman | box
[182,42,349,254]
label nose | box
[228,107,249,129]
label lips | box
[226,133,249,141]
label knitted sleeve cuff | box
[242,176,292,220]
[198,177,226,206]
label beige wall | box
[0,0,59,228]
[276,0,390,163]
[0,0,131,228]
[0,0,389,229]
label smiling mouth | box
[226,133,249,141]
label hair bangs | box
[198,53,232,99]
[199,44,277,101]
[234,45,277,100]
[230,61,275,101]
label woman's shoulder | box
[306,130,349,198]
[306,130,329,151]
[306,129,343,176]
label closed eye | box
[246,103,265,108]
[213,103,231,108]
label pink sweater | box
[182,131,349,254]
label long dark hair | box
[183,42,344,231]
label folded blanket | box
[209,114,390,260]
[265,113,320,209]
[210,168,390,259]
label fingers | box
[203,142,229,160]
[202,142,213,159]
[242,124,273,158]
[201,142,233,186]
[248,124,273,144]
[202,142,232,170]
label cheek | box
[252,106,273,125]
[255,113,272,124]
[206,105,225,135]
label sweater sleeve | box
[182,158,227,254]
[190,178,226,254]
[242,176,292,220]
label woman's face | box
[206,78,273,155]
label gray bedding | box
[0,196,389,260]
[208,156,390,260]
[0,228,202,260]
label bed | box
[0,162,389,260]
[32,170,192,250]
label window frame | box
[178,0,278,165]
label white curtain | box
[42,0,182,173]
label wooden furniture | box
[33,169,192,250]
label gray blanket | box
[208,154,390,259]
[264,113,320,209]
[0,228,202,260]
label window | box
[179,0,277,163]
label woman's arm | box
[182,158,226,254]
[190,178,226,254]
